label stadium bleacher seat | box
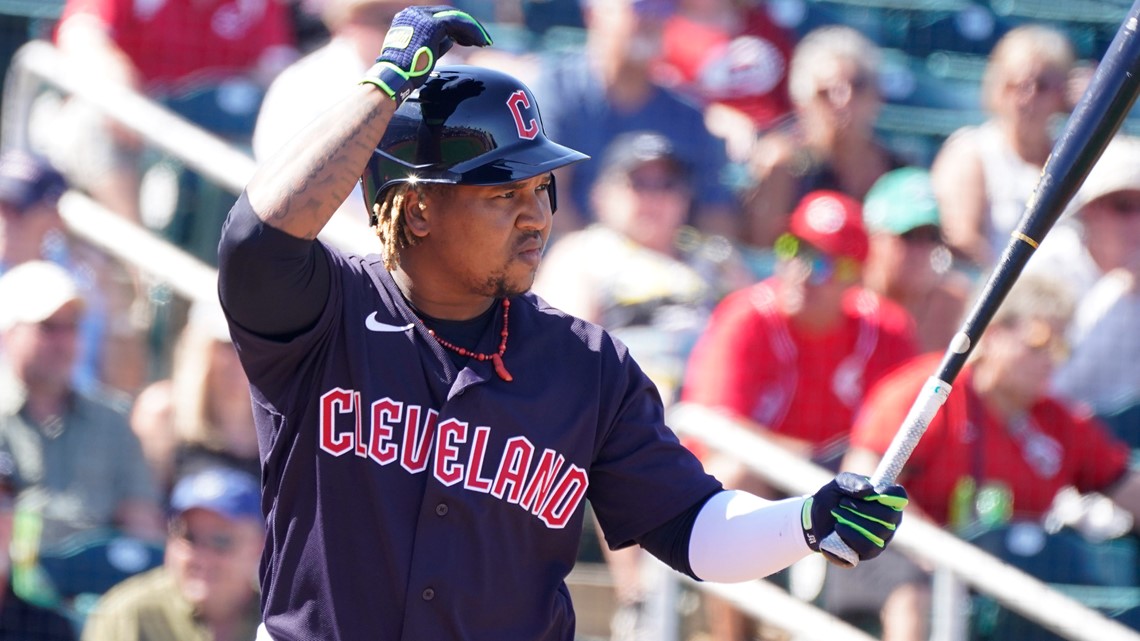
[968,523,1140,641]
[898,5,1019,57]
[1098,401,1140,452]
[873,46,985,164]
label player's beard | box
[477,233,543,297]
[479,271,532,299]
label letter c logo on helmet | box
[361,65,589,224]
[506,90,539,140]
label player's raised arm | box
[244,6,492,240]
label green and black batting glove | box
[361,6,492,104]
[802,472,908,563]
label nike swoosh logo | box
[365,312,414,333]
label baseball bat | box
[820,0,1140,567]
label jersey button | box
[422,588,435,601]
[435,503,448,516]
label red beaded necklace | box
[421,299,513,382]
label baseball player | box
[217,7,909,640]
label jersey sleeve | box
[681,288,771,420]
[588,338,723,550]
[217,191,333,338]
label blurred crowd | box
[0,0,1138,639]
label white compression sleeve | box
[688,490,813,583]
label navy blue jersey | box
[219,203,722,641]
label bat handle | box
[819,532,860,568]
[817,377,953,568]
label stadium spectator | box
[861,167,972,352]
[841,272,1140,640]
[533,130,750,404]
[128,379,178,498]
[682,190,918,641]
[0,450,76,641]
[127,299,260,501]
[1026,135,1140,418]
[81,466,264,641]
[43,0,298,225]
[657,0,795,160]
[0,261,163,547]
[930,25,1077,270]
[168,301,259,482]
[0,149,147,397]
[0,150,66,271]
[530,0,740,241]
[740,25,906,252]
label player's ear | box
[403,189,432,239]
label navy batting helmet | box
[361,65,588,225]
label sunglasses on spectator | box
[1008,72,1066,96]
[815,73,873,103]
[1099,192,1140,217]
[35,319,80,336]
[775,233,859,284]
[898,226,943,245]
[170,520,239,554]
[1017,318,1070,363]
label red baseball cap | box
[788,190,869,263]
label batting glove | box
[361,6,493,104]
[802,472,908,563]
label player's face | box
[421,174,554,300]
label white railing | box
[1,39,374,261]
[667,403,1140,641]
[5,38,1139,641]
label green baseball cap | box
[863,167,941,235]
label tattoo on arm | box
[248,86,395,240]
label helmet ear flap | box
[367,183,384,227]
[548,173,558,214]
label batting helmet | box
[361,65,589,224]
